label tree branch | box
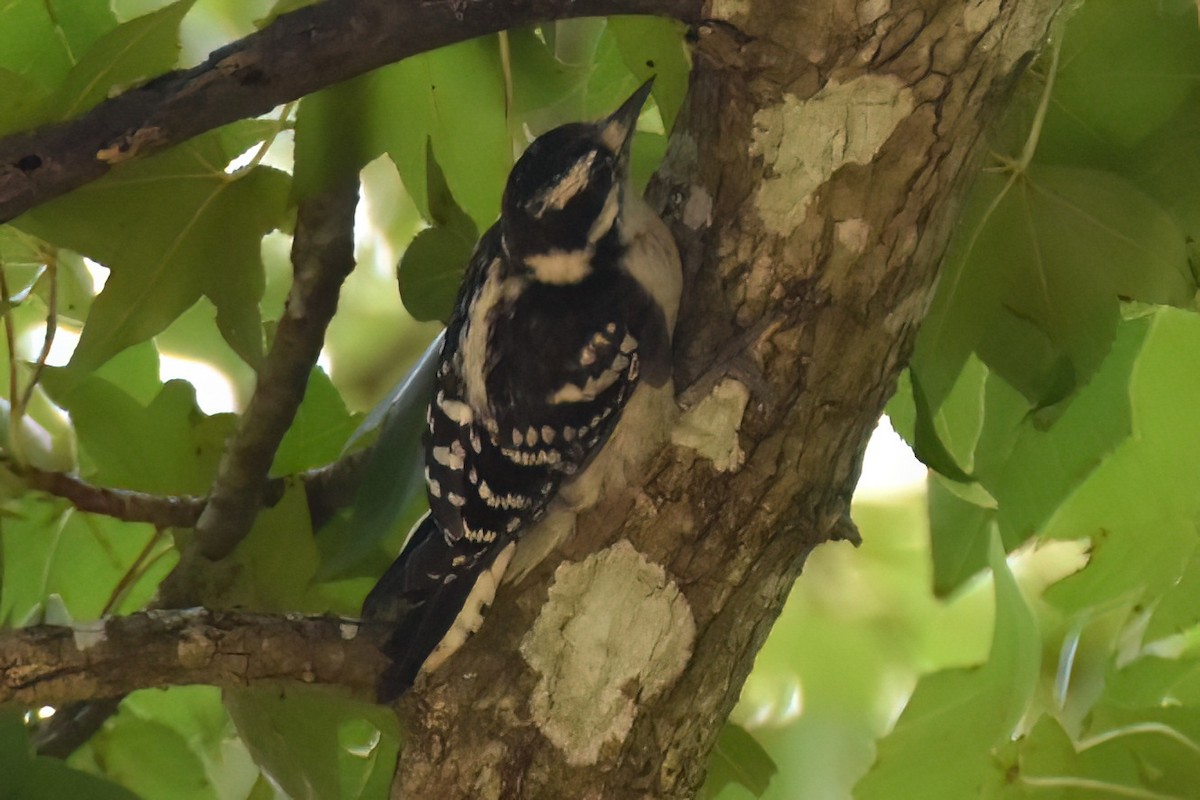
[389,0,1063,794]
[7,446,373,530]
[11,464,206,528]
[155,179,361,614]
[0,609,385,707]
[0,0,702,224]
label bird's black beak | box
[600,77,655,156]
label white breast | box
[619,185,683,333]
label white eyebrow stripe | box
[530,150,598,217]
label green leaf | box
[73,686,266,800]
[581,28,648,121]
[271,367,359,476]
[0,709,33,796]
[20,758,141,800]
[1011,715,1146,799]
[85,717,214,800]
[17,121,290,373]
[397,144,477,322]
[47,249,96,325]
[397,227,473,323]
[292,71,389,200]
[1147,549,1200,640]
[0,502,169,629]
[856,532,1039,800]
[505,27,592,123]
[912,167,1192,409]
[703,723,778,798]
[225,482,319,612]
[0,0,117,91]
[381,38,510,229]
[41,370,234,495]
[1037,0,1200,162]
[927,307,1137,593]
[4,705,148,800]
[47,0,196,121]
[606,16,690,132]
[0,68,52,136]
[1043,307,1200,612]
[908,369,973,483]
[927,473,993,596]
[295,37,509,229]
[224,685,399,800]
[1103,655,1200,709]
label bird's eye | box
[524,195,549,219]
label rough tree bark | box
[390,0,1063,797]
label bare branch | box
[182,181,360,575]
[8,443,373,530]
[0,0,701,224]
[14,465,207,527]
[0,609,385,707]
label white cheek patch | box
[525,249,593,285]
[529,151,598,217]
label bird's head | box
[501,79,654,285]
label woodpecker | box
[362,79,683,700]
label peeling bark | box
[391,1,1065,797]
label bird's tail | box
[361,513,514,701]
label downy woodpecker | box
[362,79,682,700]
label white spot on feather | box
[525,249,592,285]
[548,366,623,404]
[529,151,596,217]
[432,445,464,471]
[437,394,474,424]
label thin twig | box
[20,250,57,415]
[0,265,19,417]
[11,463,208,527]
[7,446,373,530]
[100,527,166,616]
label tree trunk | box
[393,0,1063,796]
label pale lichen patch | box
[835,218,872,256]
[521,540,695,766]
[682,185,713,230]
[671,379,751,473]
[709,0,751,23]
[749,76,915,236]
